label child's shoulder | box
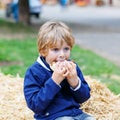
[26,61,50,75]
[26,61,42,74]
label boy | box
[24,21,95,120]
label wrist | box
[52,75,64,85]
[70,77,81,91]
[69,77,79,88]
[71,81,79,89]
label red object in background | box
[75,0,88,6]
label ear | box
[40,49,48,57]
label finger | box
[63,69,69,77]
[66,61,73,71]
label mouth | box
[56,59,66,62]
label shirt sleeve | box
[70,64,91,104]
[70,77,81,91]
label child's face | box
[45,41,71,65]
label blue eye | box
[64,47,70,51]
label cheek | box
[66,51,71,58]
[46,52,57,63]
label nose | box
[60,50,64,56]
[59,50,65,59]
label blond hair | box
[37,21,75,56]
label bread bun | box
[50,62,56,71]
[50,60,74,71]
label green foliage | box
[71,45,120,76]
[0,39,38,76]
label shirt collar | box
[37,56,52,71]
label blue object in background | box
[59,0,68,6]
[12,2,19,22]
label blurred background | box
[0,0,120,94]
[0,0,120,65]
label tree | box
[19,0,30,25]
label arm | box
[69,65,91,103]
[64,61,90,104]
[24,68,61,114]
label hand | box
[65,61,79,88]
[51,62,69,85]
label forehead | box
[51,40,69,48]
